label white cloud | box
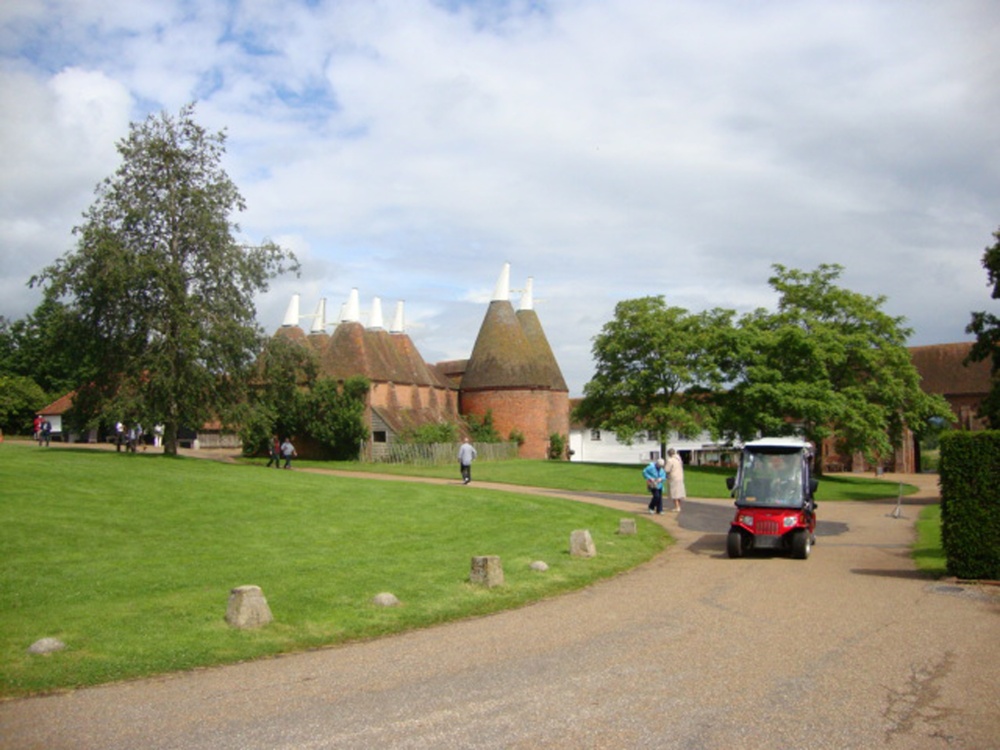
[2,0,998,394]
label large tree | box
[965,225,1000,427]
[574,297,731,456]
[33,105,297,454]
[717,264,953,468]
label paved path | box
[1,467,998,749]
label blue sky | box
[1,0,998,395]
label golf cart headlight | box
[739,514,754,526]
[783,516,797,528]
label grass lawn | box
[0,443,669,698]
[914,504,946,577]
[274,457,920,502]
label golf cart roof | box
[744,437,811,451]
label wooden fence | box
[369,441,519,465]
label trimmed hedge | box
[939,431,1000,579]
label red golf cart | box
[725,437,818,559]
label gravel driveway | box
[2,472,998,749]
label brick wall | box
[461,388,569,460]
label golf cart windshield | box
[735,448,807,508]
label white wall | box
[569,428,727,465]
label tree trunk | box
[163,422,179,456]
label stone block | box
[470,555,505,587]
[618,518,637,535]
[570,529,596,558]
[27,637,65,655]
[225,585,273,629]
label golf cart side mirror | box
[726,477,736,491]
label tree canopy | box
[0,298,88,395]
[577,265,953,469]
[574,297,730,455]
[32,104,297,454]
[966,225,1000,427]
[717,264,953,466]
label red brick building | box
[277,264,569,461]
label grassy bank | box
[0,444,668,698]
[278,457,919,502]
[914,504,946,576]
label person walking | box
[642,457,667,514]
[665,448,687,512]
[266,435,282,468]
[458,437,477,484]
[280,437,297,469]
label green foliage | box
[508,428,526,448]
[939,431,1000,579]
[575,297,730,449]
[0,374,49,434]
[547,432,567,460]
[0,444,667,697]
[302,376,369,459]
[401,421,459,444]
[464,410,502,442]
[30,104,298,454]
[965,225,1000,428]
[0,299,90,394]
[717,264,953,466]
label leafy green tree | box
[303,376,369,459]
[32,105,297,454]
[0,299,89,394]
[0,374,49,435]
[575,297,731,456]
[237,335,319,454]
[718,264,953,468]
[966,225,1000,427]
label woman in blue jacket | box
[643,458,667,514]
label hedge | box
[939,431,1000,579]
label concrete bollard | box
[570,529,596,558]
[225,585,273,629]
[618,518,637,535]
[470,555,505,587]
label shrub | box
[939,431,1000,579]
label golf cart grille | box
[756,519,781,535]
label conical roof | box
[517,307,568,392]
[321,320,444,386]
[462,299,544,390]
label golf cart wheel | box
[727,530,746,558]
[791,529,812,560]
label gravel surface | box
[2,468,998,749]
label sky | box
[1,0,998,396]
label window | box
[590,429,601,441]
[372,431,387,443]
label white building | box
[568,420,738,467]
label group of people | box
[266,435,297,469]
[32,415,52,446]
[114,421,147,453]
[643,448,687,514]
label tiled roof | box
[39,391,76,415]
[322,322,447,386]
[462,300,548,391]
[517,308,568,391]
[909,342,993,396]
